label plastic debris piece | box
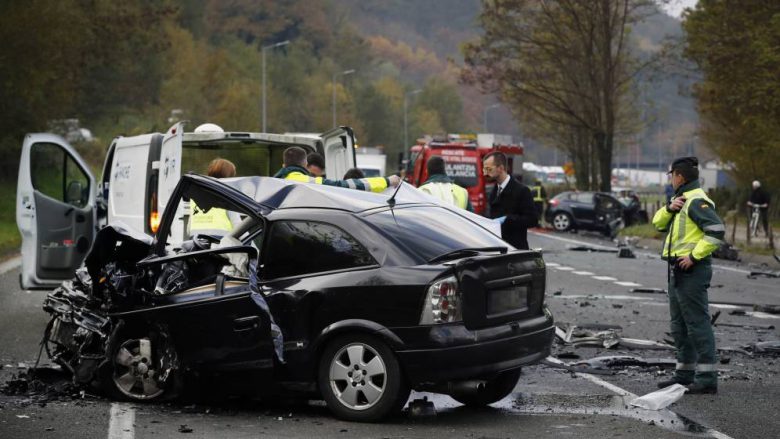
[630,384,688,410]
[630,288,667,295]
[568,245,618,253]
[178,424,193,433]
[408,396,436,417]
[716,323,775,330]
[753,304,780,314]
[618,247,636,258]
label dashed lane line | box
[614,281,643,287]
[108,403,135,439]
[572,271,594,275]
[529,230,752,275]
[553,266,575,271]
[591,275,618,281]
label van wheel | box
[449,369,521,406]
[552,212,573,231]
[102,329,180,402]
[318,334,409,422]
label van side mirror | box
[66,180,84,206]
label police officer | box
[653,156,725,394]
[418,156,473,211]
[189,158,239,235]
[274,146,399,192]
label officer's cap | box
[667,156,698,174]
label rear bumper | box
[393,313,555,384]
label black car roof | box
[203,175,437,213]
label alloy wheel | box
[553,213,571,231]
[328,342,387,411]
[112,338,165,400]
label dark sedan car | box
[43,174,555,422]
[545,191,624,235]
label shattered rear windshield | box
[362,206,507,263]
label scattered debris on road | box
[408,396,436,417]
[555,324,674,350]
[630,384,687,410]
[630,288,667,295]
[747,270,780,279]
[567,245,618,253]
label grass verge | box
[0,182,20,258]
[619,223,663,240]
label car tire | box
[552,212,573,232]
[318,334,410,422]
[449,368,521,407]
[101,327,180,402]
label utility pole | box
[261,40,290,132]
[332,69,355,128]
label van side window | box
[262,221,375,279]
[30,143,90,208]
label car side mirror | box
[66,180,84,205]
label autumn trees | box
[682,0,780,190]
[463,0,657,191]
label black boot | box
[657,377,692,389]
[686,382,717,394]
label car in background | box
[42,175,555,422]
[545,191,624,236]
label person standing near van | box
[483,151,538,249]
[189,158,238,235]
[275,147,399,192]
[307,152,326,177]
[418,156,473,211]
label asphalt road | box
[1,230,778,438]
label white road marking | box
[108,403,135,439]
[530,230,752,275]
[614,281,642,287]
[576,372,735,439]
[573,271,594,275]
[0,256,21,275]
[746,311,780,320]
[592,275,617,281]
[554,266,575,271]
[545,262,561,267]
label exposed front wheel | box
[318,334,409,422]
[102,329,180,402]
[449,369,521,406]
[552,212,573,231]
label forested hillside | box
[0,0,696,177]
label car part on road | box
[747,270,780,279]
[715,322,775,330]
[567,245,618,253]
[617,246,636,258]
[630,384,687,410]
[630,288,667,295]
[407,396,436,417]
[753,304,780,314]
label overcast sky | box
[661,0,698,18]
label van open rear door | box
[17,134,96,289]
[320,126,357,180]
[158,122,184,243]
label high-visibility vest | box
[531,185,544,202]
[283,170,388,193]
[189,200,232,234]
[419,182,469,210]
[658,188,718,258]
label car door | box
[17,134,96,289]
[158,122,185,243]
[570,193,596,225]
[320,127,357,180]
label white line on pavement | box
[108,403,135,439]
[592,275,618,281]
[545,262,561,267]
[614,281,642,287]
[573,271,594,275]
[576,372,735,439]
[554,266,575,271]
[0,256,21,275]
[530,230,753,275]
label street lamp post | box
[483,104,500,132]
[404,89,423,150]
[332,69,356,128]
[262,40,289,133]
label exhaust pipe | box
[429,380,487,395]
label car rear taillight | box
[419,275,462,324]
[549,199,559,207]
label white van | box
[16,122,358,289]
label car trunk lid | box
[454,251,546,330]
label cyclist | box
[747,180,770,236]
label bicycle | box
[747,202,766,237]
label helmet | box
[194,123,224,133]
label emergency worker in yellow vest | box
[531,179,547,222]
[418,156,473,211]
[273,147,400,192]
[189,158,239,236]
[653,156,725,394]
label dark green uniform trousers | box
[669,259,718,387]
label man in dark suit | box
[483,152,538,250]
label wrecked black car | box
[42,174,554,422]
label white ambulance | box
[16,122,358,289]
